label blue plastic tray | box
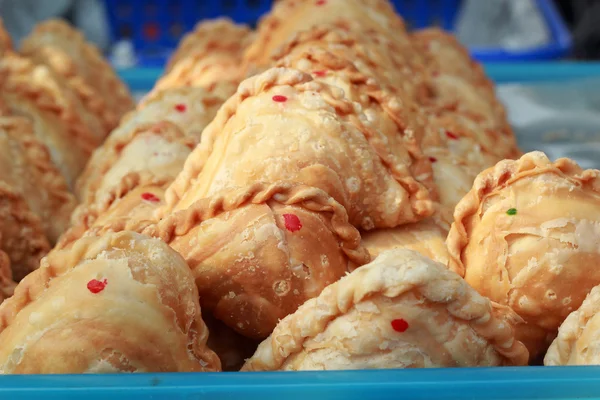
[3,62,600,399]
[103,0,571,65]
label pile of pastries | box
[0,0,598,374]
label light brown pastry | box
[0,181,49,282]
[242,248,528,371]
[274,49,435,196]
[0,231,221,374]
[545,285,600,366]
[21,19,134,134]
[142,181,370,339]
[77,86,225,201]
[0,55,97,187]
[447,151,600,361]
[160,68,435,230]
[77,121,195,208]
[0,116,76,243]
[0,249,16,304]
[243,0,406,71]
[155,18,253,94]
[360,219,449,265]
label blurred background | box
[1,0,600,67]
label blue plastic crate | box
[104,0,571,65]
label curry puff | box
[447,151,600,360]
[545,285,600,366]
[160,68,435,230]
[143,181,369,339]
[242,249,528,371]
[0,231,221,374]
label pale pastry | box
[0,56,97,187]
[0,249,16,304]
[21,19,134,134]
[243,0,406,70]
[77,86,225,201]
[0,231,221,374]
[142,181,370,339]
[274,49,435,196]
[155,18,253,94]
[545,285,600,366]
[242,249,528,371]
[56,173,168,252]
[166,18,255,73]
[447,151,600,360]
[360,219,449,265]
[78,121,195,208]
[0,181,49,282]
[160,68,435,230]
[0,116,76,243]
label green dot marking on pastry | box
[506,208,517,216]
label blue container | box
[104,0,572,65]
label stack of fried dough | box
[0,1,599,374]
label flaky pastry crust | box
[0,116,76,243]
[76,87,224,200]
[242,249,528,371]
[21,19,134,133]
[0,231,221,373]
[545,285,600,365]
[243,0,406,70]
[141,181,370,339]
[161,68,435,230]
[0,181,50,282]
[447,151,600,360]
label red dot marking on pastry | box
[428,156,437,163]
[283,214,302,232]
[313,70,327,77]
[446,131,459,140]
[174,103,187,112]
[141,192,160,203]
[316,0,326,5]
[391,319,409,333]
[87,279,108,294]
[272,95,288,103]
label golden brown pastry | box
[161,68,435,230]
[274,49,435,195]
[0,231,221,374]
[243,0,406,71]
[0,54,97,187]
[242,249,528,371]
[0,18,12,55]
[447,151,600,360]
[77,121,195,208]
[142,181,370,339]
[76,86,225,201]
[0,249,16,304]
[0,181,49,282]
[0,116,76,243]
[360,219,449,265]
[154,18,253,94]
[545,285,600,366]
[21,19,134,134]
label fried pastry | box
[0,231,221,374]
[161,68,434,230]
[447,151,600,360]
[243,0,406,70]
[77,86,225,201]
[155,19,253,94]
[0,18,12,55]
[0,116,75,244]
[203,313,259,371]
[78,121,195,208]
[0,181,49,282]
[242,249,528,371]
[21,19,134,134]
[545,285,600,366]
[360,219,449,265]
[142,181,369,339]
[0,249,16,304]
